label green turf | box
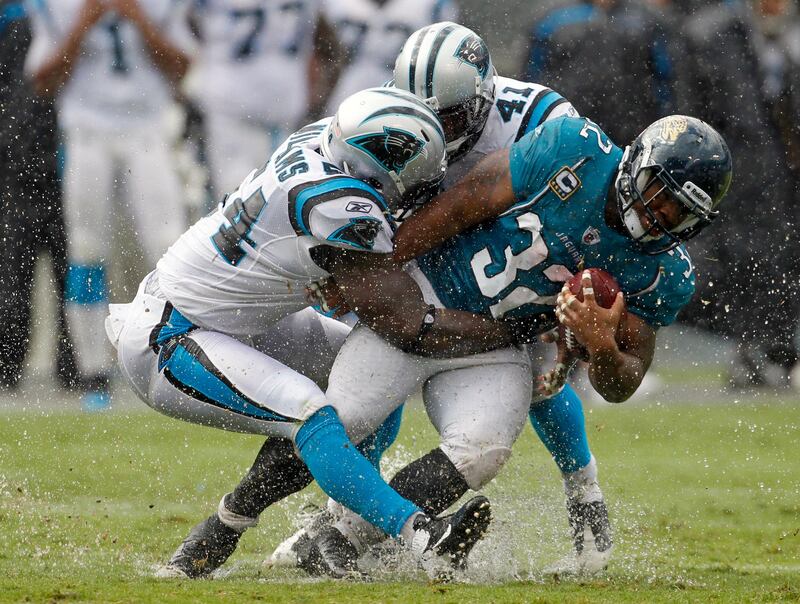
[1,396,799,603]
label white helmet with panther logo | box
[393,22,496,160]
[320,87,447,211]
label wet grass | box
[1,393,799,602]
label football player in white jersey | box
[267,22,613,576]
[107,88,521,578]
[321,0,457,115]
[25,0,192,409]
[187,0,341,198]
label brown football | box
[566,268,621,309]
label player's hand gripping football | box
[555,270,625,359]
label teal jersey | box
[418,117,695,328]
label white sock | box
[216,495,259,533]
[333,509,385,554]
[563,456,603,503]
[399,511,425,543]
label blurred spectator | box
[0,0,76,390]
[26,0,192,409]
[678,0,800,388]
[522,0,679,144]
[186,1,341,198]
[322,0,459,116]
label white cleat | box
[545,534,614,576]
[264,526,312,569]
[546,499,614,576]
[264,503,338,570]
[153,564,190,579]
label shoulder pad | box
[288,176,395,253]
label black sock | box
[226,437,314,519]
[389,448,469,516]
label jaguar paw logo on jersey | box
[328,217,382,251]
[347,127,426,174]
[660,116,688,142]
[454,35,490,78]
[548,166,582,201]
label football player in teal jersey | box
[393,113,732,405]
[282,113,732,579]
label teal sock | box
[295,406,419,537]
[529,384,591,473]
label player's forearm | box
[132,14,190,84]
[392,150,514,263]
[352,301,513,359]
[411,309,515,358]
[32,25,90,96]
[587,342,646,403]
[306,20,343,120]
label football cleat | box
[410,496,492,575]
[264,505,337,569]
[556,499,614,575]
[155,514,241,579]
[299,526,362,579]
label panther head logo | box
[454,35,490,78]
[347,127,426,174]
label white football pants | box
[63,123,187,379]
[326,323,535,491]
[110,274,350,438]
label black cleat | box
[299,526,362,579]
[156,514,241,578]
[410,495,492,573]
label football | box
[566,268,621,309]
[561,268,622,360]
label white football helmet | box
[320,87,447,211]
[393,22,496,160]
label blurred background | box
[2,0,800,405]
[2,2,799,599]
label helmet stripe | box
[425,24,456,99]
[408,26,432,95]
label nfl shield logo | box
[582,227,601,246]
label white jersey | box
[25,0,193,133]
[189,0,321,127]
[443,75,579,188]
[156,120,395,334]
[322,0,457,114]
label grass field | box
[2,391,799,603]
